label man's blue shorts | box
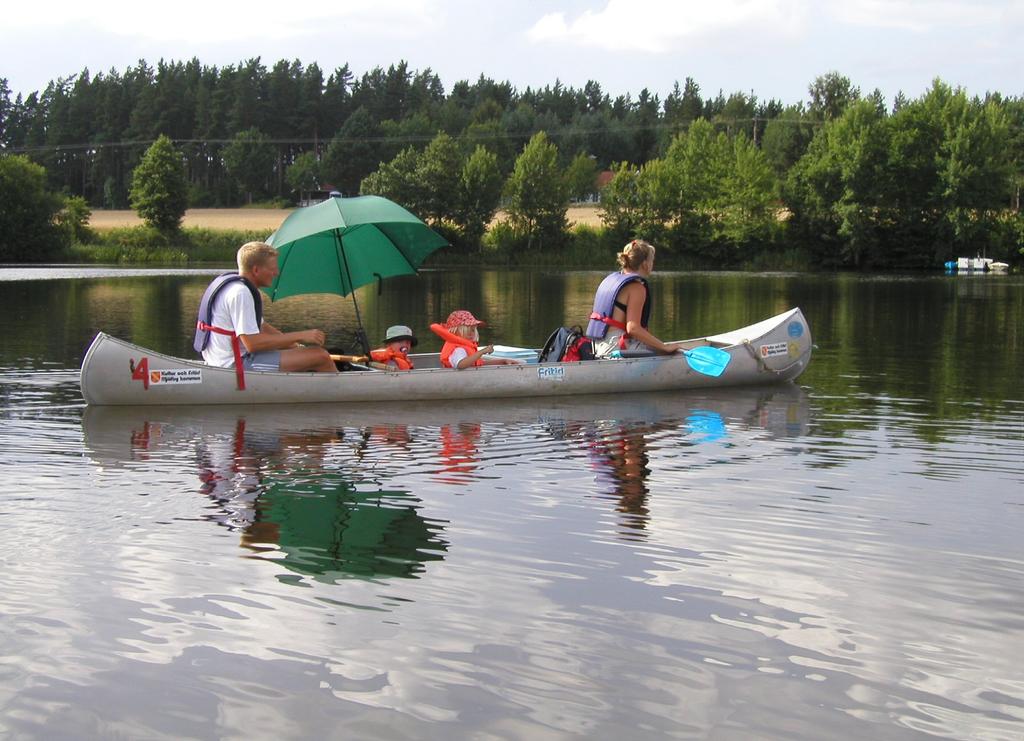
[242,351,281,371]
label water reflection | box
[531,389,810,538]
[57,383,1024,738]
[434,423,482,486]
[588,421,657,532]
[84,407,450,583]
[245,478,446,584]
[84,387,812,549]
[584,412,728,533]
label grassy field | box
[88,208,289,231]
[87,205,606,231]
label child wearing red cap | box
[430,310,520,369]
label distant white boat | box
[957,257,992,271]
[944,257,1005,272]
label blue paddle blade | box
[683,346,731,377]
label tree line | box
[1,58,726,206]
[0,59,1021,267]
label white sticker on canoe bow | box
[538,366,565,382]
[759,342,789,358]
[149,368,203,385]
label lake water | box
[1,266,1022,740]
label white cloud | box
[4,0,1022,103]
[527,0,807,52]
[6,0,440,43]
[831,0,1005,31]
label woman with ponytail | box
[585,240,684,359]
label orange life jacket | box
[430,323,484,368]
[369,347,414,370]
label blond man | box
[195,241,337,373]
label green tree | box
[415,132,462,222]
[1004,97,1024,212]
[285,151,321,204]
[663,77,703,138]
[322,106,381,195]
[761,104,817,178]
[627,88,660,163]
[55,194,94,244]
[503,131,569,249]
[630,120,777,257]
[808,71,860,121]
[787,81,1015,268]
[359,146,425,211]
[663,118,732,243]
[598,161,643,240]
[223,127,276,204]
[0,77,11,146]
[790,100,891,266]
[462,118,516,173]
[564,151,600,202]
[454,145,503,249]
[930,88,1011,253]
[227,58,268,134]
[719,133,779,248]
[129,134,188,233]
[559,111,625,170]
[715,91,756,138]
[360,131,464,222]
[0,155,66,261]
[633,157,680,242]
[124,61,158,141]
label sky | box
[3,0,1022,107]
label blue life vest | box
[193,273,263,353]
[585,272,650,340]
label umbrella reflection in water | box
[193,421,449,583]
[88,409,451,584]
[242,474,448,584]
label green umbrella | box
[255,476,449,583]
[265,194,449,351]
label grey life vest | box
[585,272,650,340]
[193,273,263,353]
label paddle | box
[330,353,369,364]
[681,346,731,377]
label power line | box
[3,117,823,156]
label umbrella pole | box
[350,296,370,356]
[336,232,371,355]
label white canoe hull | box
[80,308,813,406]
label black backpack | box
[538,325,595,363]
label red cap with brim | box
[445,310,485,329]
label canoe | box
[79,308,813,406]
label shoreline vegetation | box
[74,205,785,271]
[63,203,1008,272]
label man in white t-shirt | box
[199,241,337,373]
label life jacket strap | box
[589,312,629,349]
[197,321,247,391]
